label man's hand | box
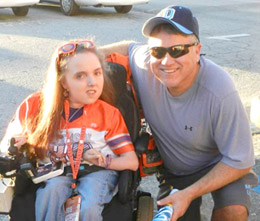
[157,162,252,221]
[83,149,106,167]
[157,189,193,221]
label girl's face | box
[62,51,104,108]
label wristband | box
[105,154,112,169]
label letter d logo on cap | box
[162,8,175,20]
[157,8,175,19]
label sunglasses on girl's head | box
[150,42,198,59]
[57,40,95,64]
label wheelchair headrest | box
[107,62,140,142]
[107,62,127,101]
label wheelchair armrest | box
[134,132,150,154]
[118,170,134,204]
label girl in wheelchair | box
[0,39,138,221]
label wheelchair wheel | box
[136,195,154,221]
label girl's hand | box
[83,149,106,167]
[13,135,27,148]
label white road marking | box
[207,34,250,41]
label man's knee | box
[212,205,248,221]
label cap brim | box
[142,17,193,37]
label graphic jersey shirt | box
[0,93,134,164]
[50,99,134,163]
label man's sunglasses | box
[150,42,198,59]
[57,40,95,65]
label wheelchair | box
[0,61,158,221]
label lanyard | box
[64,100,87,190]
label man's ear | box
[195,43,202,62]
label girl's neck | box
[68,99,99,108]
[69,103,85,109]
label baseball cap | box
[142,5,199,41]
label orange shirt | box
[0,93,134,162]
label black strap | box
[63,164,104,177]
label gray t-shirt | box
[129,43,255,175]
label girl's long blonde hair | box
[27,42,115,159]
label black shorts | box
[156,164,253,221]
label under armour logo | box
[185,125,193,131]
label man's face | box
[148,32,201,97]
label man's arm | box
[98,40,134,57]
[158,161,251,221]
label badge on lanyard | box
[65,194,81,221]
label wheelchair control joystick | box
[8,138,19,156]
[0,137,34,178]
